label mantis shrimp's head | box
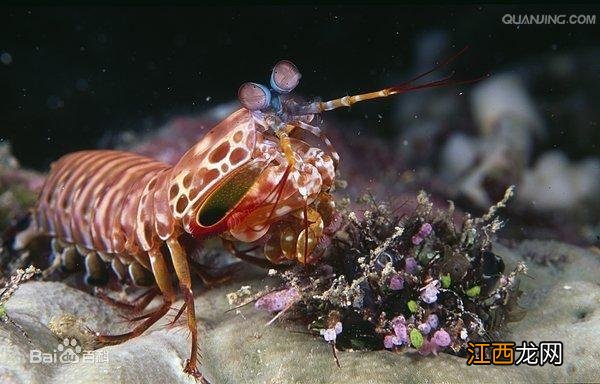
[167,102,336,264]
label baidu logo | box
[30,337,108,365]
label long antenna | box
[290,46,486,115]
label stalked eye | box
[238,82,271,111]
[270,60,301,94]
[196,162,264,227]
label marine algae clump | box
[257,187,527,358]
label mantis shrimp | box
[14,48,475,379]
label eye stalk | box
[238,60,302,113]
[238,82,271,111]
[270,60,301,94]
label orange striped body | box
[34,150,171,266]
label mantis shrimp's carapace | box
[14,48,479,380]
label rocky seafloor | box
[1,240,598,383]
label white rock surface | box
[518,151,600,210]
[1,240,599,383]
[471,74,543,136]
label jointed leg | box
[96,249,175,344]
[290,120,340,167]
[222,239,285,269]
[95,286,159,312]
[166,237,202,379]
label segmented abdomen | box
[34,150,173,257]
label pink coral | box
[418,322,431,335]
[426,314,439,329]
[384,316,410,349]
[432,329,451,347]
[384,335,396,349]
[388,274,404,290]
[254,287,300,313]
[391,316,408,344]
[320,321,343,342]
[420,280,440,304]
[411,222,433,245]
[404,257,418,274]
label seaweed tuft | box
[256,187,527,357]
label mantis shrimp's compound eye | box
[270,60,301,94]
[238,82,271,111]
[196,162,264,228]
